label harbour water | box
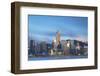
[28,55,88,61]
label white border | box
[20,7,95,70]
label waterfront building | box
[40,41,48,55]
[52,39,57,55]
[29,40,35,55]
[70,40,75,49]
[60,40,70,55]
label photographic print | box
[28,15,88,61]
[11,2,97,74]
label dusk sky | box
[28,15,88,43]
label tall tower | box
[56,31,60,45]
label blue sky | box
[28,15,88,43]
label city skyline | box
[28,15,88,43]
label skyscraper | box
[56,31,60,45]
